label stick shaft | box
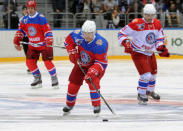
[20,42,66,49]
[134,48,183,56]
[77,60,116,115]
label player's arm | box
[155,22,169,57]
[13,21,25,51]
[118,20,136,54]
[42,15,53,46]
[64,32,79,64]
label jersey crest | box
[80,51,90,64]
[28,26,37,36]
[96,39,103,45]
[146,32,155,45]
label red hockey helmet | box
[26,0,37,9]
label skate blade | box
[52,85,60,89]
[94,113,100,117]
[63,112,71,116]
[31,84,42,89]
[138,100,147,105]
[148,96,160,101]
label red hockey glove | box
[14,31,24,46]
[45,37,53,46]
[14,45,22,51]
[68,49,79,64]
[84,67,99,81]
[122,39,133,53]
[156,45,170,57]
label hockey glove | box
[14,31,24,46]
[45,37,53,46]
[122,39,133,54]
[68,49,79,64]
[13,31,24,51]
[156,45,170,57]
[85,67,99,81]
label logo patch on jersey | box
[28,26,37,37]
[137,23,145,30]
[23,18,28,24]
[40,14,45,17]
[96,39,103,45]
[146,32,155,45]
[74,30,81,34]
[80,51,90,64]
[74,37,83,46]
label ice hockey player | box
[13,0,59,89]
[118,4,170,104]
[63,20,108,115]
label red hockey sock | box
[86,78,101,106]
[66,83,81,107]
[26,59,39,75]
[44,60,56,76]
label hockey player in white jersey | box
[118,4,170,104]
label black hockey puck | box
[102,119,109,122]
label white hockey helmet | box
[82,20,96,33]
[143,4,156,14]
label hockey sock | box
[147,80,156,92]
[138,78,149,95]
[44,60,57,76]
[87,78,101,106]
[26,59,40,75]
[66,83,80,107]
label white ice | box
[0,59,183,131]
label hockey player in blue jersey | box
[63,20,108,115]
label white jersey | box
[118,18,165,56]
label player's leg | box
[132,52,152,104]
[42,47,59,88]
[63,64,85,114]
[85,70,105,115]
[22,37,30,73]
[26,49,42,88]
[147,54,160,100]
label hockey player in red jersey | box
[63,20,108,115]
[118,4,170,104]
[13,0,59,89]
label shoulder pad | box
[74,30,81,34]
[131,18,138,23]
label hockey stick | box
[20,41,66,49]
[48,45,66,49]
[77,60,116,115]
[134,48,183,56]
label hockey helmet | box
[143,4,156,14]
[26,0,37,9]
[82,20,96,33]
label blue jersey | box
[65,30,108,70]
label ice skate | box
[137,94,148,105]
[51,75,59,89]
[31,74,42,89]
[27,69,31,74]
[63,106,73,116]
[147,91,160,100]
[93,106,101,117]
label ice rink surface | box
[0,59,183,131]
